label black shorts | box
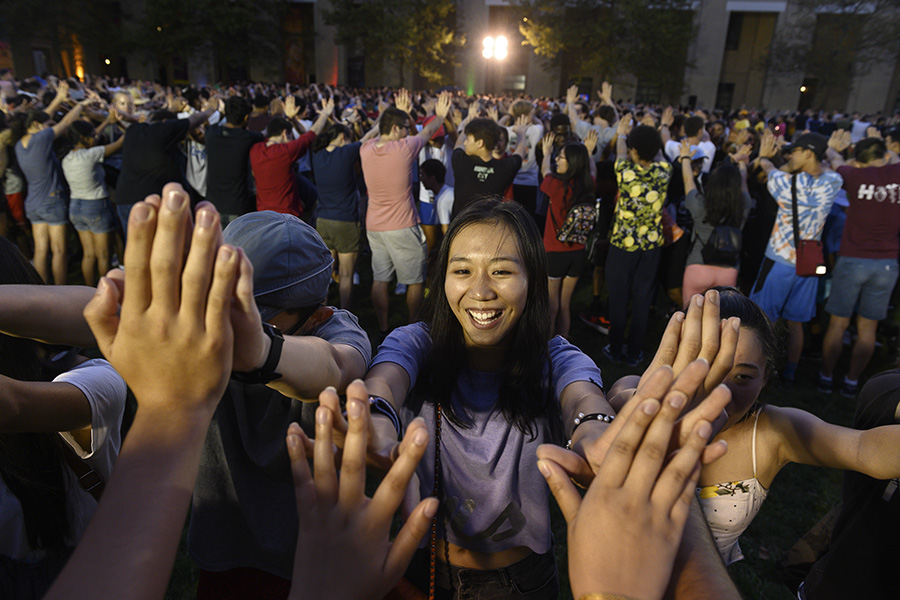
[547,249,585,279]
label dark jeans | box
[405,548,558,600]
[606,244,663,360]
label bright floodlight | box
[800,85,808,93]
[496,36,508,48]
[483,47,493,59]
[483,36,494,48]
[495,47,508,60]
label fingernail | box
[347,398,362,419]
[642,400,660,415]
[218,246,234,262]
[286,434,298,449]
[698,422,712,438]
[197,208,215,229]
[413,429,427,446]
[674,312,685,323]
[537,459,551,478]
[694,295,704,307]
[166,190,186,211]
[131,203,150,222]
[316,407,328,424]
[95,277,108,295]
[732,317,741,331]
[708,289,719,305]
[668,393,686,410]
[423,498,439,519]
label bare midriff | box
[434,540,533,570]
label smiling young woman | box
[354,198,613,599]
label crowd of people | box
[1,68,900,600]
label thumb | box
[83,277,121,357]
[538,458,582,525]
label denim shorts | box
[406,548,559,600]
[825,256,899,321]
[24,192,68,226]
[69,198,117,233]
[750,257,818,323]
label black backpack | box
[700,223,742,267]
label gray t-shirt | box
[62,146,107,200]
[373,322,603,555]
[187,309,371,579]
[15,128,68,206]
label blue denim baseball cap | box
[223,211,333,321]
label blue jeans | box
[406,548,558,600]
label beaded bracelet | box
[565,412,614,450]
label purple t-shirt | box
[373,322,603,555]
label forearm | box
[45,406,213,600]
[660,125,671,145]
[681,160,696,194]
[186,108,215,130]
[267,337,365,400]
[310,112,330,136]
[825,148,845,170]
[0,378,91,433]
[0,285,97,346]
[46,95,67,116]
[664,500,739,600]
[54,104,85,136]
[541,150,552,177]
[616,135,627,160]
[513,133,528,159]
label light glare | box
[483,48,493,59]
[483,36,494,48]
[495,47,508,60]
[496,36,508,48]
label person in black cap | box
[0,195,371,600]
[749,130,842,384]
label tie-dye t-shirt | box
[611,158,672,251]
[765,170,843,265]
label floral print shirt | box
[611,158,672,251]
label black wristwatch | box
[231,322,284,384]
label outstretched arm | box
[0,285,98,346]
[46,183,246,600]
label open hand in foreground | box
[540,365,729,600]
[287,382,437,600]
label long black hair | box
[704,162,746,227]
[554,142,593,214]
[0,238,74,552]
[416,198,554,439]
